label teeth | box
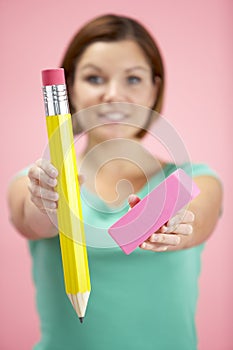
[103,113,125,121]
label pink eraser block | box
[41,68,65,86]
[108,168,200,254]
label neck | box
[79,137,163,180]
[78,137,165,207]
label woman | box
[7,14,222,350]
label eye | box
[127,76,142,85]
[85,75,104,85]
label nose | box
[102,81,125,103]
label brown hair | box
[61,14,165,135]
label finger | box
[30,195,58,211]
[128,194,141,208]
[149,233,181,245]
[157,225,167,233]
[35,158,58,178]
[167,210,195,227]
[140,242,169,252]
[28,183,59,202]
[78,174,85,186]
[166,223,193,235]
[28,164,57,188]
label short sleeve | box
[16,167,31,177]
[8,165,32,184]
[178,162,220,179]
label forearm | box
[22,192,58,239]
[180,204,218,250]
[8,176,58,240]
[181,176,222,250]
[139,175,222,253]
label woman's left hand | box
[128,194,195,252]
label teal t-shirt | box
[26,162,217,350]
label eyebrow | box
[125,66,150,73]
[79,64,103,72]
[79,63,150,73]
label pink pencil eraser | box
[108,168,200,254]
[41,68,65,86]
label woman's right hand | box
[27,158,59,214]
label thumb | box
[128,194,141,208]
[78,174,85,186]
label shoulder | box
[163,161,222,208]
[163,161,220,179]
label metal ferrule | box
[43,84,70,116]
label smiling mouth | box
[98,112,128,122]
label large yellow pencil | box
[41,68,91,323]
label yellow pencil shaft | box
[46,114,91,294]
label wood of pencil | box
[46,114,91,321]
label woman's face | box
[71,40,159,142]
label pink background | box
[1,0,232,349]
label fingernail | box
[48,178,57,186]
[53,192,59,200]
[141,242,147,249]
[50,167,58,177]
[185,211,195,222]
[156,246,168,252]
[51,202,57,209]
[186,225,193,234]
[150,234,159,242]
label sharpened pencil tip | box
[79,317,84,324]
